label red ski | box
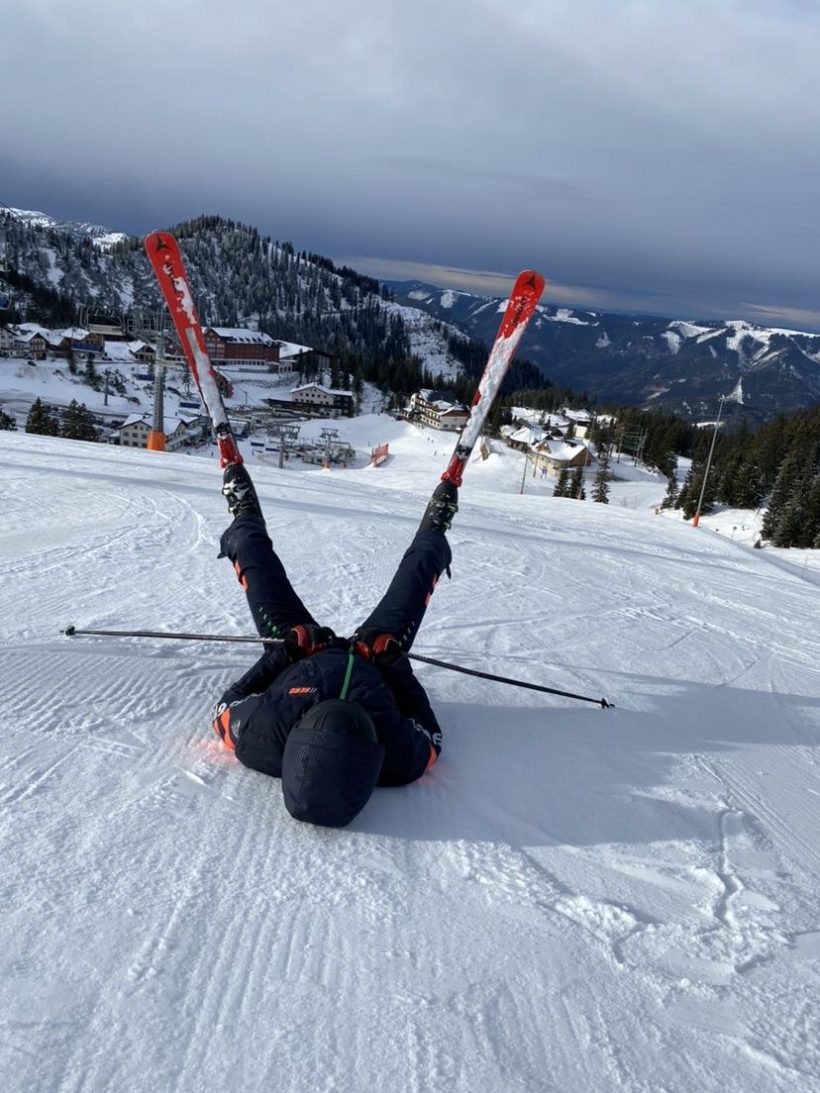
[441,270,545,487]
[144,231,243,467]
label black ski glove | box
[353,629,403,666]
[285,624,337,660]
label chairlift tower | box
[268,423,300,468]
[319,426,340,469]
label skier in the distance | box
[212,462,458,828]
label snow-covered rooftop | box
[207,327,274,346]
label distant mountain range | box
[3,205,819,423]
[386,281,820,424]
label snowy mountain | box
[5,203,820,421]
[2,423,820,1092]
[3,206,129,248]
[0,210,472,391]
[389,280,820,423]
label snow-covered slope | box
[2,423,820,1092]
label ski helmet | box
[281,699,384,827]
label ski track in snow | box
[1,426,820,1092]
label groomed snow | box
[2,420,820,1092]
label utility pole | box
[692,394,727,528]
[128,308,173,453]
[147,331,167,451]
[519,447,531,494]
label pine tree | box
[674,466,694,516]
[62,400,98,441]
[25,399,41,433]
[84,353,98,387]
[592,445,612,503]
[553,468,570,497]
[728,457,765,510]
[660,475,679,509]
[62,400,79,439]
[25,397,60,436]
[762,452,801,542]
[352,366,364,411]
[676,456,716,520]
[569,465,585,500]
[796,471,820,548]
[0,408,17,431]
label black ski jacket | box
[212,644,442,786]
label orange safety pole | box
[146,430,166,451]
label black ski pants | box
[219,516,452,651]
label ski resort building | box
[7,326,51,359]
[532,438,593,475]
[0,326,15,357]
[203,328,280,370]
[3,323,107,359]
[114,414,204,451]
[409,389,470,431]
[290,383,354,417]
[115,414,151,448]
[276,341,322,377]
[563,410,595,438]
[102,340,156,365]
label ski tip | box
[143,230,175,257]
[516,270,546,296]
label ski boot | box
[222,462,263,520]
[418,480,458,533]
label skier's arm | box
[378,656,443,783]
[381,655,439,728]
[212,645,290,749]
[218,645,291,706]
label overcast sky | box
[3,0,820,327]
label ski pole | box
[405,651,613,708]
[63,626,613,708]
[64,625,271,644]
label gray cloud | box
[2,0,820,326]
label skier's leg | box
[355,528,452,653]
[219,515,319,638]
[219,463,318,638]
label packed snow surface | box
[2,418,820,1093]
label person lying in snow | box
[211,462,458,828]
